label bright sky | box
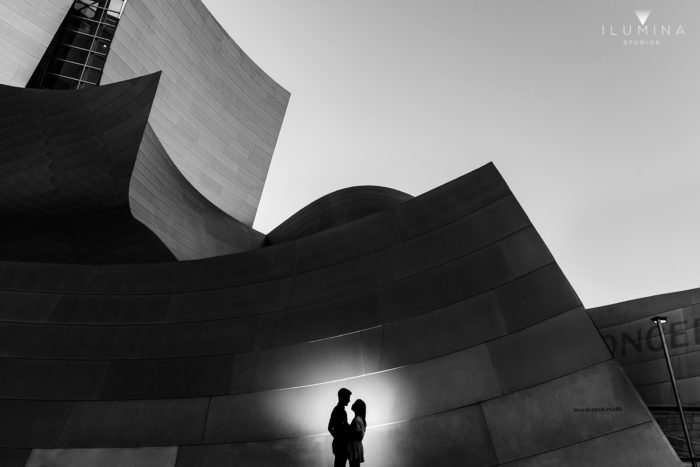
[201,0,700,309]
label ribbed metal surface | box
[0,72,159,217]
[0,0,73,87]
[129,124,264,260]
[0,164,680,466]
[0,72,177,264]
[101,0,290,226]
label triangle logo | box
[635,10,651,25]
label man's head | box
[338,387,351,406]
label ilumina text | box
[602,24,686,36]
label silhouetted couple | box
[328,387,366,467]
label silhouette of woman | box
[348,399,366,466]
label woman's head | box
[351,399,367,423]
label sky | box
[201,0,700,309]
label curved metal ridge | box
[266,185,413,244]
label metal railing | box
[650,405,700,463]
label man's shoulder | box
[330,405,346,419]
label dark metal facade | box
[0,164,681,466]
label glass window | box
[28,0,128,89]
[98,23,116,41]
[64,14,99,35]
[91,38,111,55]
[56,29,94,50]
[47,59,84,80]
[73,1,100,19]
[86,53,106,69]
[42,74,80,90]
[107,0,125,17]
[53,45,89,64]
[81,68,102,84]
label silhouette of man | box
[328,387,351,467]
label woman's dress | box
[348,415,365,463]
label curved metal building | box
[0,1,684,466]
[0,73,176,264]
[589,288,700,459]
[105,0,289,259]
[590,289,700,408]
[5,0,289,261]
[0,164,680,466]
[100,0,290,231]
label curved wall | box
[100,0,290,226]
[0,0,72,87]
[129,124,264,260]
[266,186,413,245]
[0,206,174,264]
[0,73,159,218]
[0,164,679,466]
[0,73,178,264]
